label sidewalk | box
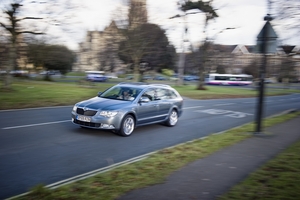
[117,116,300,200]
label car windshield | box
[100,86,142,101]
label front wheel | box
[118,115,135,137]
[165,109,178,127]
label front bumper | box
[71,112,121,130]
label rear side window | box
[154,88,178,100]
[168,89,179,99]
[155,88,170,100]
[142,87,179,100]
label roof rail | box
[150,84,172,88]
[118,82,149,85]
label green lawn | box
[0,79,298,110]
[0,80,114,109]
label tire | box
[118,115,135,137]
[165,109,178,127]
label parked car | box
[264,78,273,84]
[71,82,183,136]
[105,74,118,79]
[40,70,61,76]
[183,75,194,81]
[142,75,153,80]
[10,70,29,77]
[190,75,200,81]
[126,75,133,80]
[86,73,107,82]
[169,74,179,81]
[153,75,167,80]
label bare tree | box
[0,0,83,89]
[271,0,300,83]
[272,0,300,44]
[179,0,219,90]
[118,23,169,81]
[0,2,43,89]
[114,0,175,82]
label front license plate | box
[77,115,91,122]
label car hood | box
[76,97,132,110]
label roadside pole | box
[255,12,277,134]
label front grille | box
[73,119,101,128]
[76,108,97,116]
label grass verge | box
[12,111,300,200]
[219,141,300,200]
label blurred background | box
[0,0,299,87]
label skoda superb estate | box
[71,82,183,136]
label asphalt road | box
[0,94,300,199]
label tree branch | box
[15,17,43,22]
[17,31,44,35]
[0,22,7,29]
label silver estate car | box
[71,82,183,136]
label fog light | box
[100,124,115,129]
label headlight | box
[100,111,118,118]
[72,105,78,112]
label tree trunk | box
[197,68,207,90]
[177,52,185,86]
[133,58,140,82]
[196,49,207,90]
[3,43,15,90]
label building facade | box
[73,0,148,73]
[185,44,300,81]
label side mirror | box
[97,92,102,97]
[139,96,150,103]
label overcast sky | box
[1,0,297,51]
[64,0,298,51]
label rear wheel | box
[165,109,178,127]
[118,115,135,137]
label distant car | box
[142,75,153,80]
[184,75,194,81]
[105,74,118,79]
[190,75,200,81]
[170,74,179,81]
[39,70,62,78]
[10,70,29,77]
[264,79,273,84]
[86,73,107,82]
[71,82,183,136]
[153,75,167,80]
[126,75,133,80]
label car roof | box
[117,82,172,90]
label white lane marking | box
[3,106,204,130]
[3,107,204,130]
[0,105,72,112]
[214,103,235,106]
[194,109,253,118]
[182,106,203,110]
[2,120,71,130]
